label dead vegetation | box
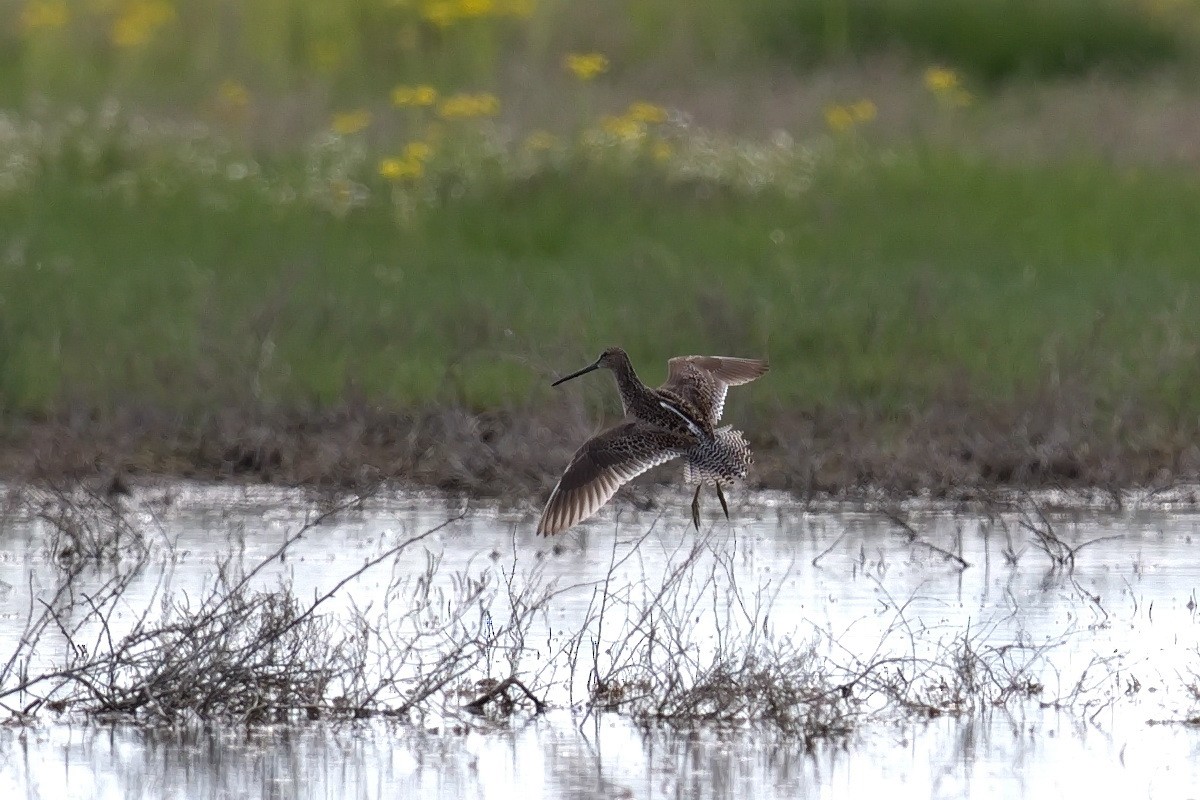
[0,485,1127,740]
[565,525,1112,745]
[1,389,1198,508]
[5,493,400,721]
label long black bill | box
[551,360,601,387]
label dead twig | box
[881,506,971,569]
[463,676,546,716]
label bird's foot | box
[715,482,730,520]
[691,485,702,531]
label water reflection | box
[0,484,1198,799]
[3,709,1199,800]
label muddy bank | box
[4,393,1199,504]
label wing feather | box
[537,422,690,536]
[665,356,770,387]
[661,355,769,425]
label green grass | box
[4,137,1200,424]
[753,0,1188,81]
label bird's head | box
[551,346,629,386]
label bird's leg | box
[715,482,730,520]
[691,484,702,531]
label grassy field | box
[4,0,1200,489]
[4,131,1200,420]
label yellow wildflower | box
[651,140,673,162]
[925,67,973,107]
[379,158,405,180]
[21,0,70,30]
[601,115,644,141]
[403,141,433,161]
[437,92,500,119]
[824,105,854,133]
[525,130,557,150]
[626,102,667,124]
[216,80,250,109]
[822,99,874,132]
[477,93,500,116]
[331,109,372,135]
[564,53,609,81]
[849,99,876,123]
[379,157,423,181]
[111,0,175,47]
[924,66,961,93]
[391,85,438,107]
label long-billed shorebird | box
[537,347,768,536]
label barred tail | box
[683,426,752,485]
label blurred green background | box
[4,0,1200,449]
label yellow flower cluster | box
[331,109,372,136]
[391,85,439,107]
[379,141,435,181]
[111,0,176,48]
[824,99,876,133]
[21,0,70,31]
[600,115,642,141]
[599,102,669,141]
[924,67,973,107]
[627,102,667,124]
[564,53,608,81]
[437,92,500,119]
[419,0,534,28]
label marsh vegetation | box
[1,483,1190,731]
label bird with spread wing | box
[538,347,768,536]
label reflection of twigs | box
[881,506,970,569]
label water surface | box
[1,483,1199,799]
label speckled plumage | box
[601,350,716,438]
[539,347,769,536]
[682,426,753,486]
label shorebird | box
[537,347,768,536]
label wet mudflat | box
[1,483,1199,799]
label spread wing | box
[661,356,770,425]
[537,422,690,536]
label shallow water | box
[1,483,1199,800]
